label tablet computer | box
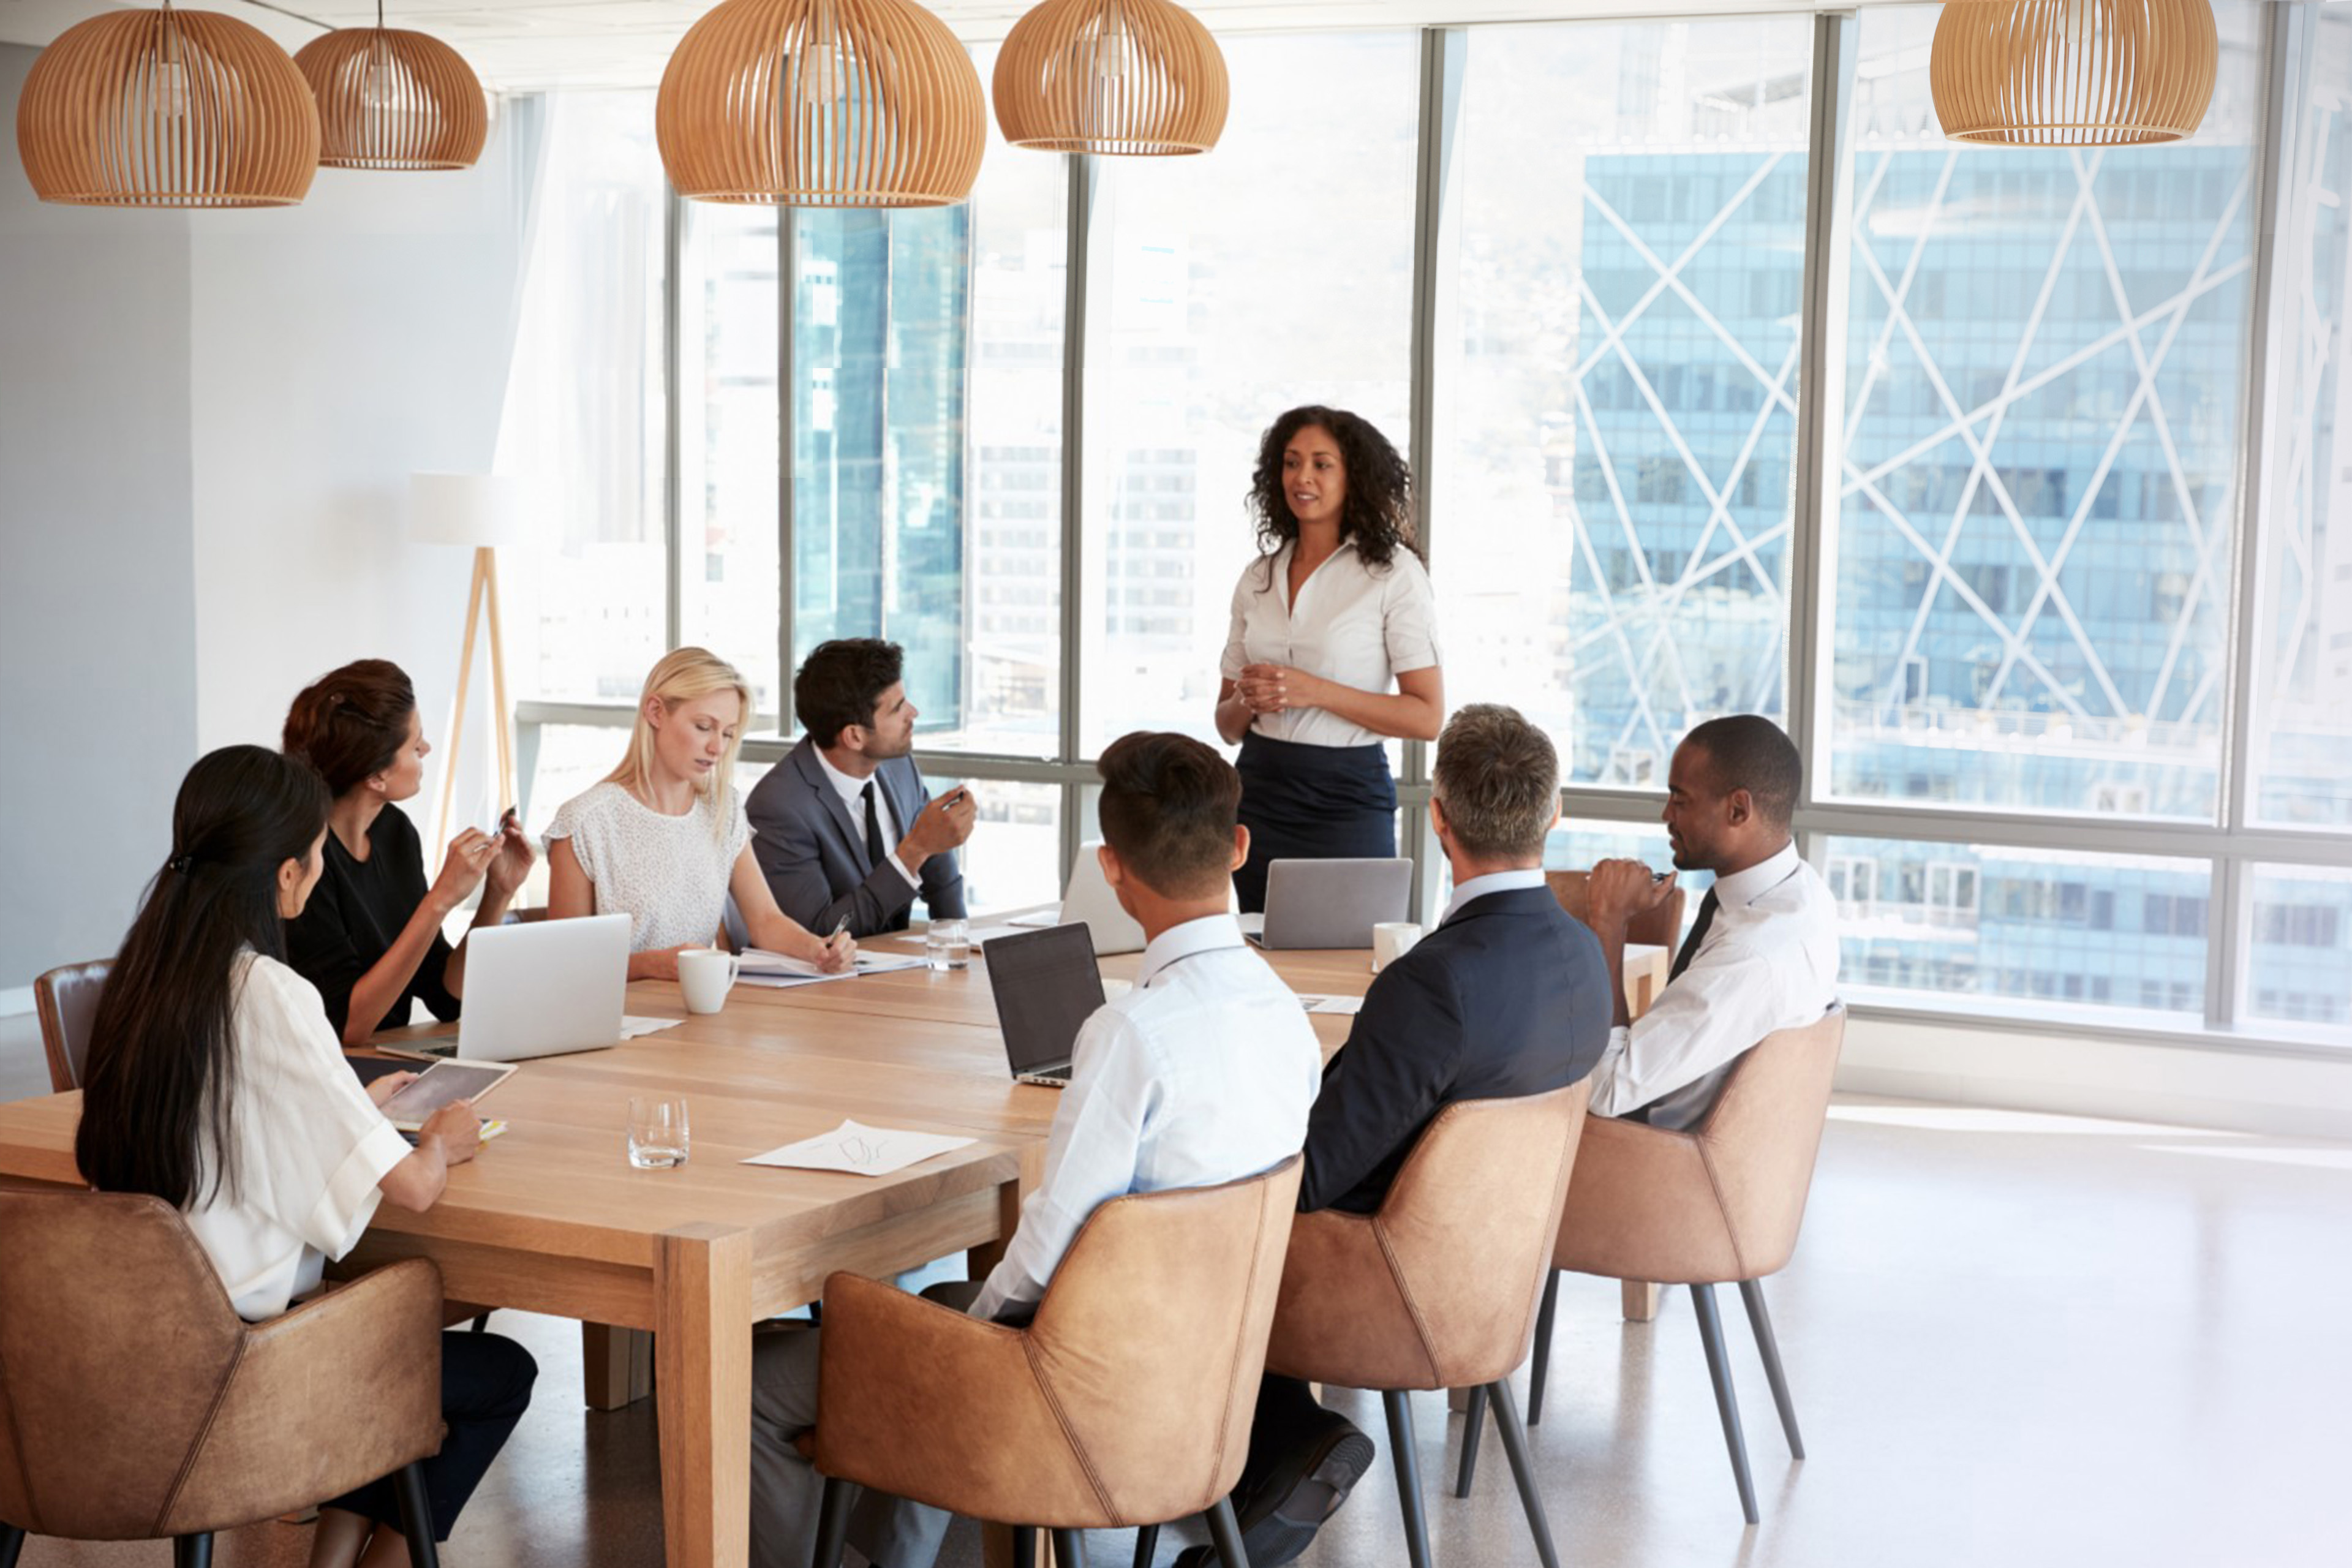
[379,1060,516,1131]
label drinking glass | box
[627,1096,690,1169]
[925,918,971,973]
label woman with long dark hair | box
[1215,406,1447,911]
[282,659,533,1046]
[77,745,535,1568]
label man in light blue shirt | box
[747,731,1323,1568]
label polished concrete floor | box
[16,1095,2352,1567]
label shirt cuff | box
[888,851,921,891]
[306,1121,413,1260]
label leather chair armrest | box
[813,1272,1105,1525]
[1265,1208,1440,1392]
[1552,1115,1741,1285]
[160,1259,446,1537]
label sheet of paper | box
[852,952,927,974]
[1294,994,1364,1016]
[743,1118,975,1177]
[964,924,1036,944]
[737,969,858,990]
[620,1015,687,1039]
[1007,909,1061,929]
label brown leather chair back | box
[1545,869,1684,951]
[815,1156,1302,1529]
[0,1188,445,1541]
[1553,1005,1846,1284]
[1266,1081,1591,1393]
[32,960,110,1093]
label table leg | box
[582,1324,654,1410]
[1621,1280,1662,1322]
[657,1223,753,1568]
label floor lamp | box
[412,473,525,850]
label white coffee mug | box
[677,948,741,1014]
[1371,921,1424,973]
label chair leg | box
[1132,1521,1160,1568]
[1202,1496,1251,1568]
[1012,1525,1038,1567]
[469,1311,492,1333]
[1381,1390,1433,1568]
[393,1461,442,1568]
[0,1522,22,1568]
[1529,1268,1561,1425]
[1689,1284,1760,1525]
[1485,1379,1561,1568]
[1453,1385,1488,1498]
[812,1476,851,1568]
[173,1536,213,1568]
[1052,1528,1090,1568]
[1738,1278,1805,1460]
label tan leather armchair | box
[0,1189,450,1568]
[810,1157,1303,1568]
[1510,1004,1846,1526]
[31,959,110,1093]
[1261,1082,1590,1568]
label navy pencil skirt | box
[1233,731,1398,914]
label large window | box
[1832,3,2264,823]
[510,4,2350,1049]
[1077,32,1420,753]
[1436,18,1815,788]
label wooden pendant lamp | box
[1930,0,2218,147]
[293,1,488,170]
[657,0,986,206]
[993,0,1228,156]
[15,1,320,207]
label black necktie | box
[861,782,887,870]
[1668,888,1721,982]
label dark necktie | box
[1668,888,1721,982]
[861,781,887,870]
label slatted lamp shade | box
[993,0,1228,156]
[1930,0,2218,148]
[657,0,986,206]
[15,3,320,208]
[294,8,488,172]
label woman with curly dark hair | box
[1215,406,1446,912]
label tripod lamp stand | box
[412,472,525,850]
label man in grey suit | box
[747,638,975,937]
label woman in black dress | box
[282,660,533,1046]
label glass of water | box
[925,918,971,973]
[627,1096,690,1169]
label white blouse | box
[1220,538,1442,748]
[545,780,753,952]
[183,954,414,1321]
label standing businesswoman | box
[1216,406,1446,911]
[282,660,534,1046]
[546,646,855,981]
[75,745,535,1568]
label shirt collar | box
[1442,867,1547,925]
[809,742,876,809]
[1135,914,1247,987]
[1711,840,1803,910]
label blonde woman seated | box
[548,647,854,981]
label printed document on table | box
[620,1016,687,1039]
[1294,994,1365,1016]
[744,1118,974,1177]
[735,949,926,988]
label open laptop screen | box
[983,923,1108,1076]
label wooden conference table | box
[0,934,1667,1568]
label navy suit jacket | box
[1299,884,1613,1215]
[745,737,968,937]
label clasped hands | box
[1586,858,1678,932]
[1235,662,1324,716]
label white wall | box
[0,51,545,990]
[0,43,198,982]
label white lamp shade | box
[409,472,526,549]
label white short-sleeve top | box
[183,954,415,1321]
[545,780,753,952]
[1220,538,1442,748]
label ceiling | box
[0,0,1866,92]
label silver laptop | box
[1009,839,1148,956]
[390,913,632,1063]
[1243,858,1414,950]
